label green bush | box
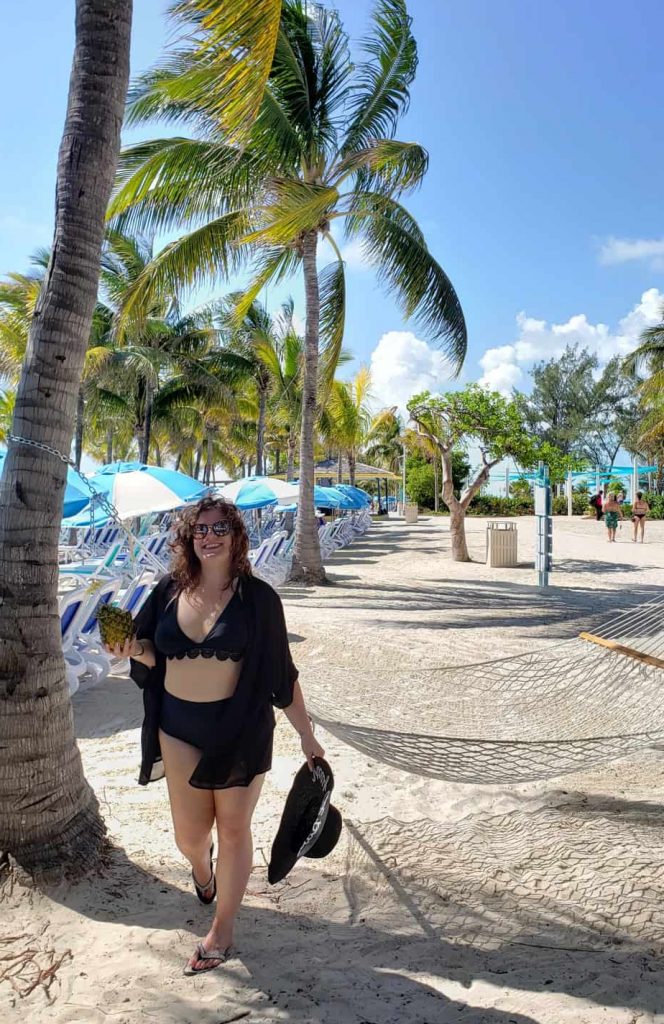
[552,493,592,516]
[649,495,664,519]
[467,494,533,516]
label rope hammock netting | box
[303,591,664,784]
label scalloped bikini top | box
[154,588,248,662]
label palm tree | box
[363,407,403,474]
[0,0,133,879]
[109,0,467,582]
[324,367,373,486]
[623,305,664,485]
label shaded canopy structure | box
[312,458,399,482]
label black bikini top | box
[154,589,248,662]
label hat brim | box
[268,758,342,885]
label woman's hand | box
[102,636,145,660]
[300,728,326,772]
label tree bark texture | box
[139,379,153,463]
[0,0,132,876]
[105,426,113,465]
[256,379,267,476]
[291,231,325,583]
[286,432,296,481]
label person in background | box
[602,491,623,542]
[632,491,650,543]
[589,491,603,520]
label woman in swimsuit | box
[632,491,650,543]
[103,497,324,974]
[602,492,623,542]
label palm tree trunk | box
[74,387,85,470]
[348,451,356,488]
[291,231,325,583]
[337,455,343,484]
[105,426,113,465]
[275,448,281,475]
[194,444,203,479]
[140,380,153,463]
[0,0,132,879]
[256,382,267,476]
[286,434,296,481]
[174,452,181,472]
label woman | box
[602,492,623,542]
[103,497,324,975]
[632,491,650,543]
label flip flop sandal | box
[183,943,235,976]
[192,843,216,905]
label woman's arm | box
[282,679,325,770]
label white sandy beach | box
[3,514,664,1023]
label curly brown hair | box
[169,496,253,592]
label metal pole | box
[632,455,638,503]
[402,442,407,515]
[567,470,573,517]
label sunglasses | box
[192,520,233,539]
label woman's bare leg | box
[159,730,216,894]
[188,773,265,970]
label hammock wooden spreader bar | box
[578,632,664,671]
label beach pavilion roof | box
[313,458,399,481]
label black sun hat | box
[268,757,343,885]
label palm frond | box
[344,194,466,369]
[116,213,253,332]
[335,139,428,197]
[318,256,346,390]
[243,179,338,246]
[341,0,417,154]
[166,0,282,145]
[109,138,262,237]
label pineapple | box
[98,603,134,648]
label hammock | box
[304,591,664,784]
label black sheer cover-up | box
[129,574,298,789]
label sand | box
[3,513,664,1023]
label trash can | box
[486,520,518,567]
[404,503,419,524]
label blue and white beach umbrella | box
[336,484,372,506]
[65,463,209,523]
[218,476,300,510]
[0,448,93,518]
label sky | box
[2,0,664,422]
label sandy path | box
[3,514,664,1023]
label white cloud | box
[369,330,453,414]
[599,237,664,268]
[477,289,663,396]
[339,238,370,271]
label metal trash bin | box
[486,520,518,567]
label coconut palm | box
[109,0,467,582]
[323,367,373,486]
[0,0,133,879]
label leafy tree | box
[522,344,639,468]
[408,386,539,561]
[406,449,469,509]
[108,0,467,583]
[0,0,133,878]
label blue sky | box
[2,0,664,415]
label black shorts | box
[160,690,233,750]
